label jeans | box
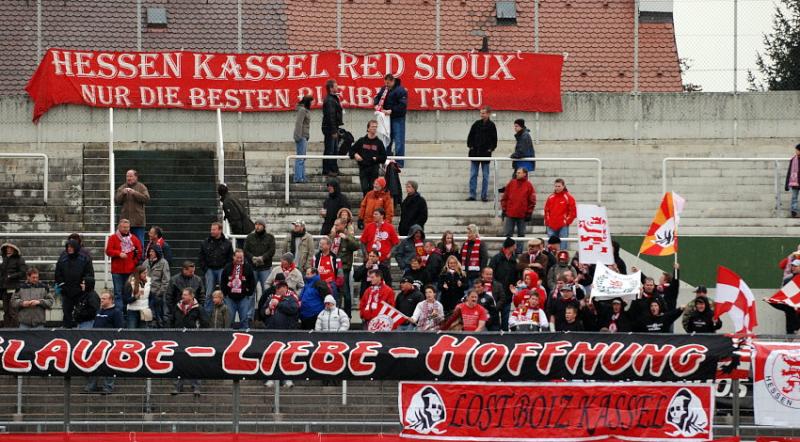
[500,302,511,331]
[78,320,94,329]
[149,294,165,327]
[224,295,254,329]
[111,273,130,314]
[546,226,570,249]
[503,217,527,238]
[294,138,308,183]
[469,161,490,200]
[130,227,146,261]
[397,323,415,331]
[388,118,406,167]
[358,167,380,196]
[204,269,224,313]
[127,309,148,329]
[341,268,353,316]
[322,131,339,175]
[792,188,799,213]
[255,269,270,306]
[175,378,201,391]
[18,323,43,329]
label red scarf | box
[116,230,135,254]
[178,298,198,315]
[366,284,383,312]
[228,263,245,293]
[460,239,482,272]
[281,262,297,274]
[331,235,342,255]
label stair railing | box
[284,155,603,211]
[0,153,49,204]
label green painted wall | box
[615,236,799,289]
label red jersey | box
[316,254,335,283]
[458,303,489,331]
[360,221,400,262]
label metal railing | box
[0,232,111,286]
[284,155,603,210]
[0,153,49,204]
[662,157,789,211]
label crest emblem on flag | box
[368,301,408,331]
[639,192,685,256]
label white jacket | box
[315,307,350,331]
[127,276,151,311]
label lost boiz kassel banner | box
[0,330,734,381]
[399,382,715,441]
[25,49,564,121]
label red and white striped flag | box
[714,266,758,334]
[367,301,409,331]
[768,274,800,309]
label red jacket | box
[544,190,577,230]
[106,232,142,274]
[501,178,536,219]
[359,282,395,322]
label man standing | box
[0,242,26,328]
[786,144,800,217]
[244,218,276,297]
[320,179,350,235]
[86,290,123,394]
[145,226,173,266]
[218,184,254,248]
[466,106,497,202]
[359,269,395,329]
[544,178,577,242]
[55,239,94,328]
[460,224,488,287]
[321,79,343,177]
[11,268,54,329]
[489,238,519,331]
[284,220,314,273]
[105,219,142,314]
[374,74,408,167]
[398,181,428,236]
[358,177,394,227]
[167,261,205,324]
[350,120,387,196]
[360,208,400,266]
[220,249,256,329]
[501,168,536,238]
[114,169,150,248]
[312,237,340,301]
[198,222,234,312]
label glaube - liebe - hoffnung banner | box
[25,49,564,121]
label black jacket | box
[547,297,580,331]
[322,93,343,135]
[399,192,428,236]
[438,270,467,314]
[174,301,209,328]
[385,162,403,205]
[93,306,123,328]
[0,244,26,291]
[489,252,519,309]
[354,263,392,295]
[168,273,205,320]
[478,291,500,331]
[685,310,722,333]
[598,309,633,332]
[264,294,300,330]
[349,135,387,170]
[425,250,444,283]
[244,230,276,271]
[395,288,424,317]
[374,79,408,119]
[55,240,95,299]
[467,119,498,158]
[220,261,256,301]
[198,234,234,272]
[321,179,351,235]
[637,308,683,333]
[73,290,100,324]
[221,194,255,235]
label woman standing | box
[293,95,313,184]
[438,256,467,315]
[145,244,170,328]
[124,265,151,329]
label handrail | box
[662,157,788,210]
[284,155,602,207]
[0,153,49,204]
[0,232,111,286]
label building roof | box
[0,0,680,96]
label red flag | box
[768,274,800,309]
[367,301,408,331]
[714,266,758,334]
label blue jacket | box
[511,128,535,172]
[299,274,329,320]
[374,79,408,120]
[93,306,123,328]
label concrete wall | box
[2,92,799,144]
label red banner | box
[0,435,745,442]
[25,49,563,121]
[399,382,715,441]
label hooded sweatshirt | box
[394,224,425,271]
[321,179,351,235]
[145,244,170,297]
[55,240,95,298]
[0,243,26,290]
[511,128,535,171]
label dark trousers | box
[300,317,316,330]
[358,167,380,196]
[2,290,18,328]
[61,295,77,328]
[322,131,339,175]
